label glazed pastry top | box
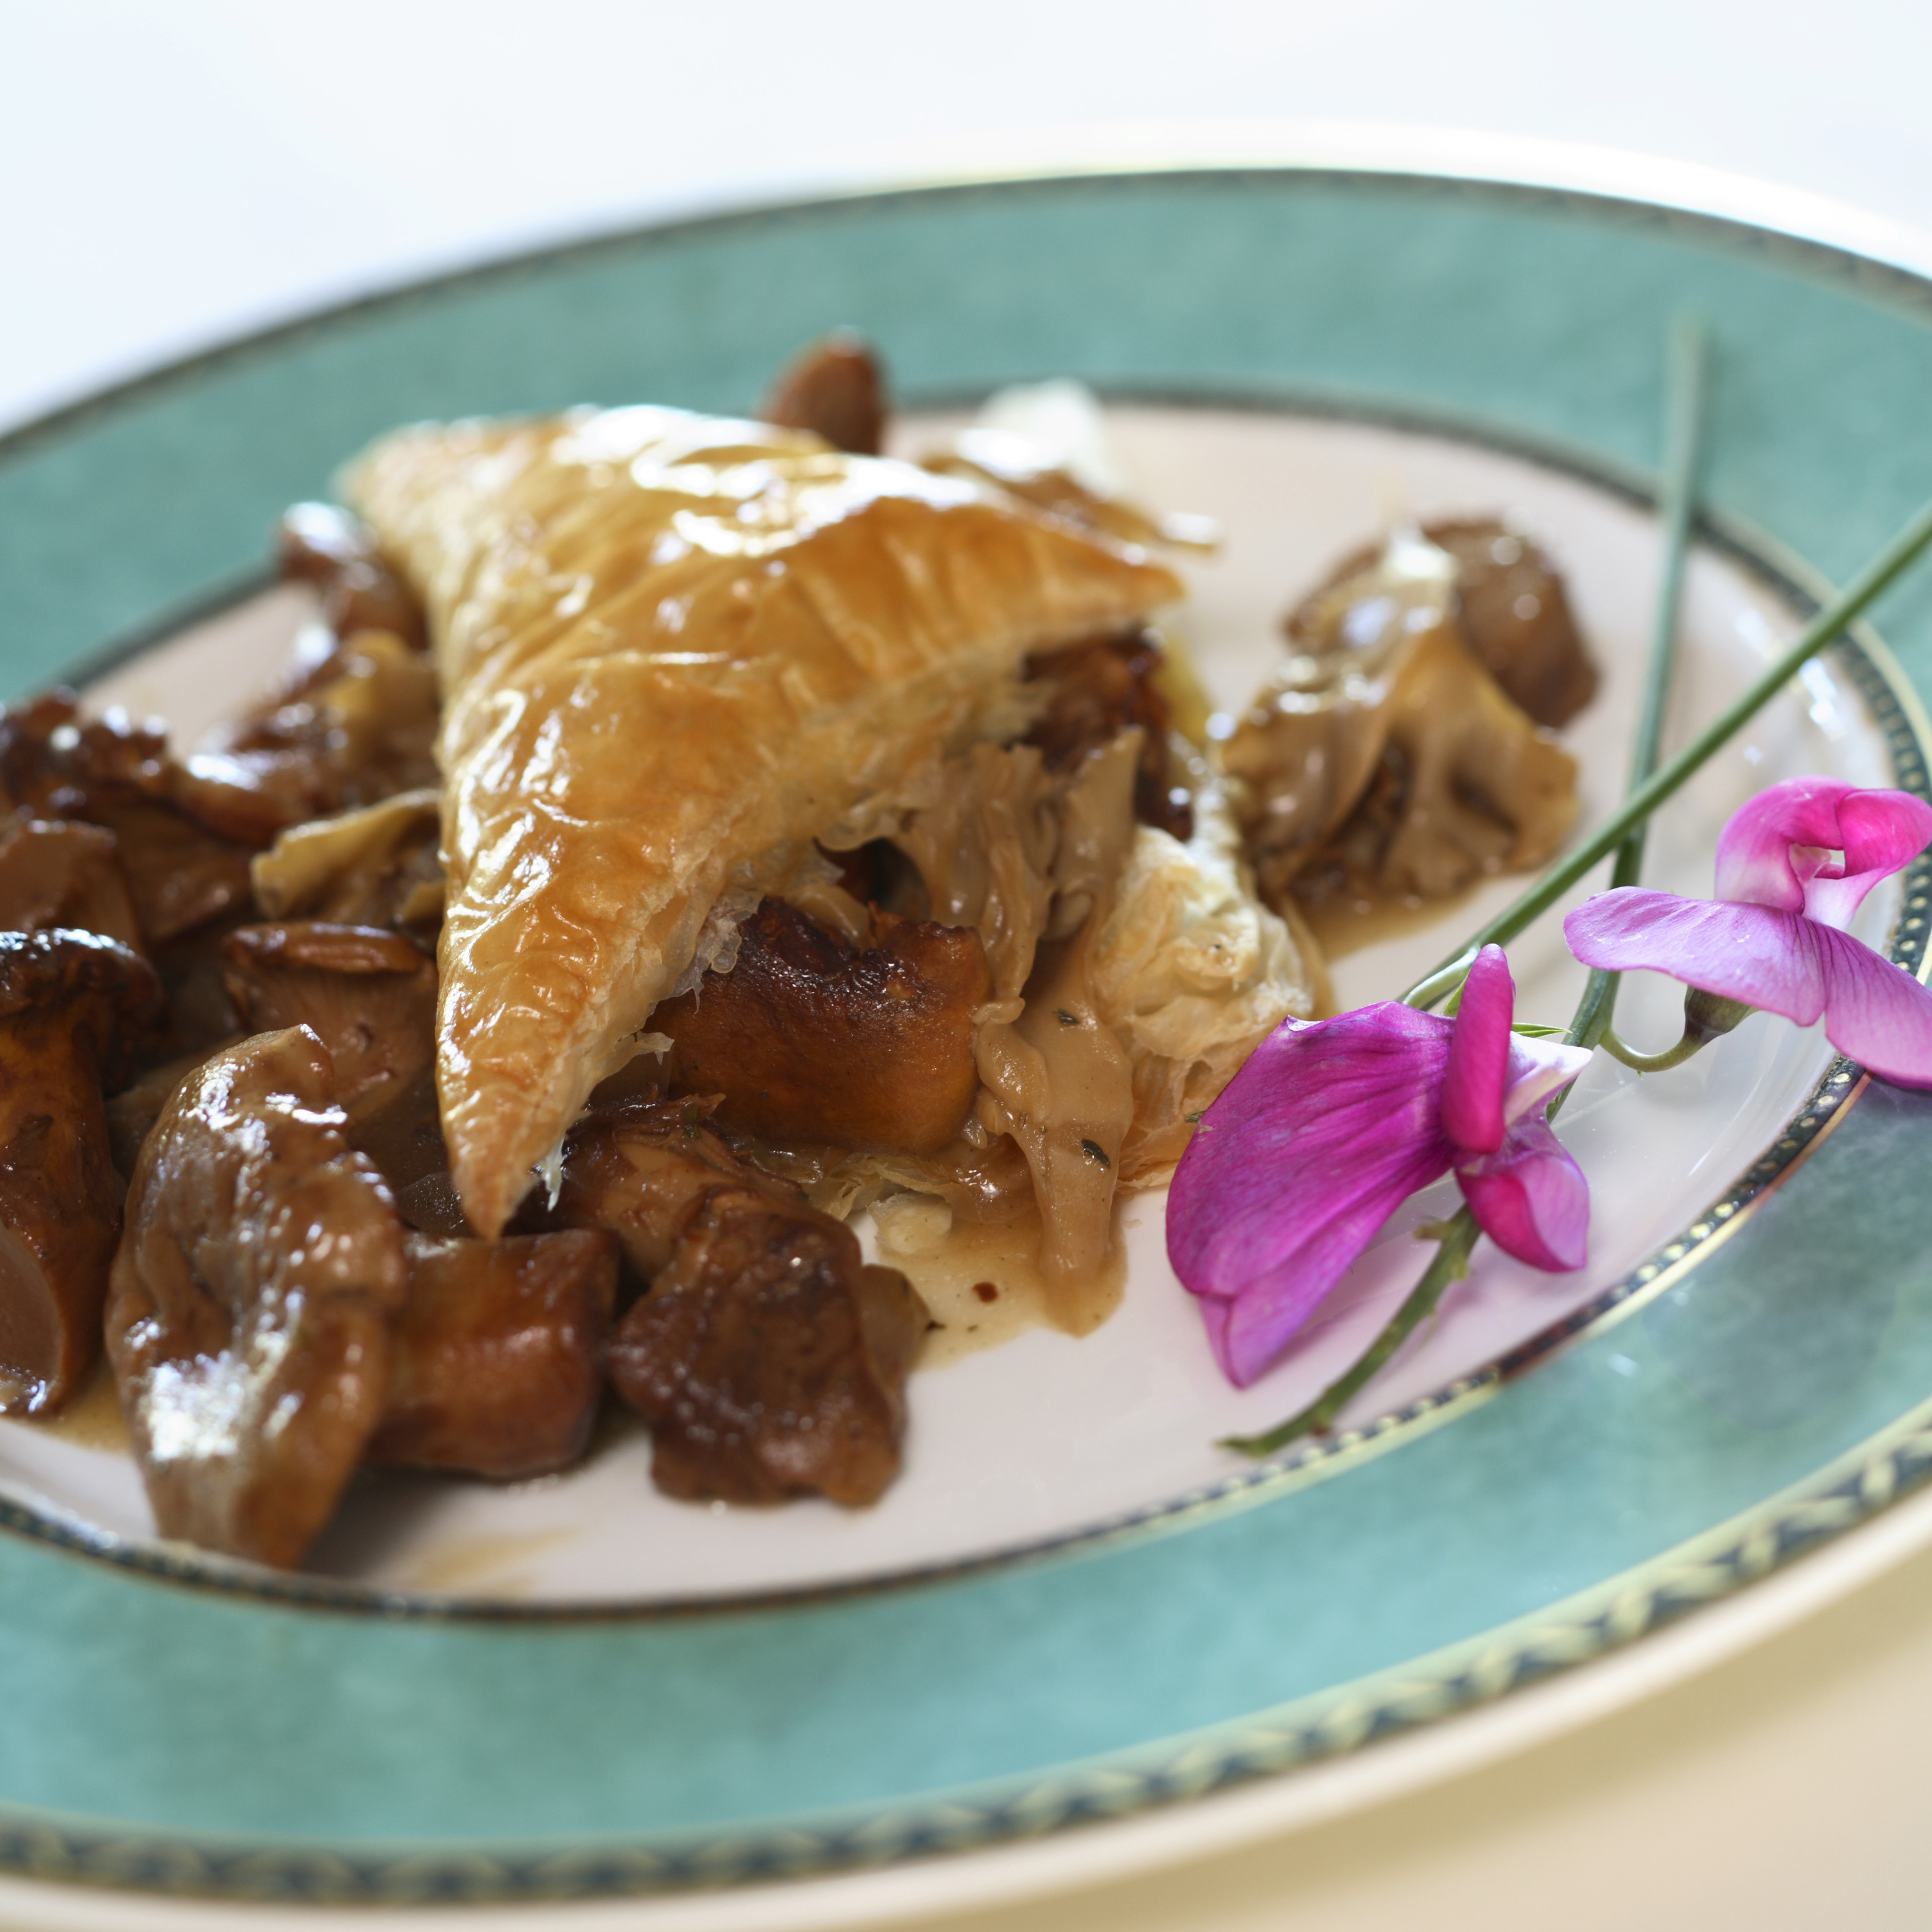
[347,406,1183,1235]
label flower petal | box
[1804,787,1932,928]
[1167,1004,1457,1387]
[1812,923,1932,1087]
[1441,943,1513,1153]
[1456,1115,1589,1271]
[1564,890,1828,1024]
[1501,1034,1595,1127]
[1714,777,1860,912]
[1564,888,1932,1085]
[1714,777,1932,927]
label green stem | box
[1400,487,1932,1010]
[1600,1025,1704,1073]
[1219,1210,1481,1456]
[1563,314,1709,1054]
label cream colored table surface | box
[9,7,1932,1929]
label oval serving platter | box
[5,159,1932,1914]
[0,401,1917,1618]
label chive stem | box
[1560,313,1708,1068]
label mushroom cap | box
[0,930,161,1416]
[0,926,158,1026]
[106,1024,409,1569]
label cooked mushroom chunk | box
[106,1026,409,1568]
[1285,518,1596,730]
[760,332,888,455]
[1419,519,1598,729]
[612,1187,926,1508]
[249,790,443,935]
[654,900,991,1154]
[0,693,259,939]
[1023,630,1194,838]
[549,1099,756,1278]
[0,817,142,948]
[202,629,439,821]
[368,1230,618,1478]
[1226,526,1580,915]
[553,1102,928,1506]
[0,931,159,1414]
[220,921,446,1219]
[222,922,435,1123]
[276,502,427,648]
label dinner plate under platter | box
[5,157,1932,1919]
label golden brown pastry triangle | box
[347,406,1183,1236]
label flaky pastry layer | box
[346,407,1182,1235]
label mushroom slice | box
[0,816,142,948]
[548,1098,754,1278]
[368,1229,618,1479]
[1022,630,1194,839]
[200,629,440,821]
[106,1025,409,1568]
[222,922,436,1123]
[249,790,443,933]
[551,1101,928,1507]
[1225,526,1579,914]
[0,693,259,939]
[1285,518,1598,731]
[652,900,991,1155]
[1420,519,1598,730]
[275,502,427,648]
[760,332,889,455]
[220,923,445,1223]
[0,931,159,1414]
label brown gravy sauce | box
[873,1194,1129,1369]
[393,1528,580,1596]
[21,1359,130,1452]
[1298,877,1484,963]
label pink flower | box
[1168,945,1592,1388]
[1564,777,1932,1087]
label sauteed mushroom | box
[654,900,991,1154]
[222,922,435,1122]
[370,1230,618,1478]
[276,501,427,648]
[106,1026,409,1568]
[553,1101,928,1506]
[0,816,141,948]
[1226,527,1580,914]
[221,920,447,1225]
[760,332,888,456]
[1288,517,1597,730]
[0,693,260,939]
[204,630,439,821]
[0,930,159,1414]
[249,790,443,935]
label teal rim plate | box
[6,157,1932,1912]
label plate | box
[4,155,1932,1915]
[0,402,1911,1611]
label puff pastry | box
[346,407,1183,1237]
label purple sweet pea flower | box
[1564,777,1932,1087]
[1168,945,1592,1388]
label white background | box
[9,5,1932,1929]
[6,0,1932,432]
